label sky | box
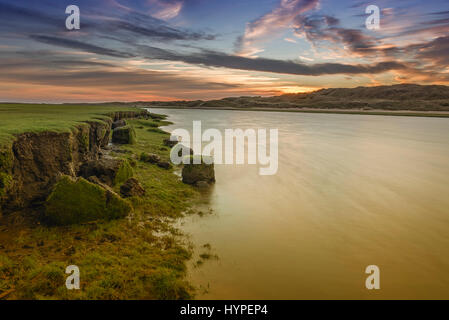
[1,0,449,102]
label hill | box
[148,84,449,112]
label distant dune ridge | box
[148,84,449,112]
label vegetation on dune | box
[148,84,449,115]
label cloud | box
[293,15,378,55]
[148,0,184,20]
[27,32,407,77]
[29,35,136,58]
[138,45,407,76]
[107,15,215,41]
[236,0,319,56]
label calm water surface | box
[151,108,449,299]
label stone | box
[140,152,161,164]
[120,178,146,198]
[79,158,133,186]
[112,119,127,130]
[182,156,215,185]
[157,161,172,170]
[195,181,210,189]
[112,126,136,145]
[45,176,132,226]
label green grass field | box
[0,104,139,146]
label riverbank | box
[147,105,449,118]
[0,105,204,299]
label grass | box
[0,106,202,300]
[0,104,139,147]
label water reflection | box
[152,108,449,299]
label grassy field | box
[0,106,208,300]
[0,104,139,146]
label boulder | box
[120,178,146,198]
[157,161,172,170]
[112,119,127,130]
[182,156,215,185]
[79,158,133,186]
[140,152,161,164]
[45,176,131,226]
[112,126,136,145]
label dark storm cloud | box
[26,32,407,76]
[0,2,215,43]
[138,45,407,76]
[29,35,136,58]
[2,67,238,91]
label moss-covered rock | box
[114,160,133,185]
[112,119,127,130]
[80,158,133,186]
[45,176,132,226]
[182,156,215,186]
[140,152,161,164]
[112,126,136,145]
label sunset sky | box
[1,0,449,102]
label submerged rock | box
[195,181,211,189]
[182,156,215,186]
[112,126,136,145]
[45,176,131,226]
[79,158,133,186]
[120,178,146,198]
[112,119,127,130]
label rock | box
[87,176,114,193]
[195,181,210,189]
[163,136,179,148]
[120,178,146,198]
[112,126,136,145]
[140,152,161,164]
[80,158,133,186]
[112,119,127,130]
[182,156,215,185]
[45,176,131,226]
[157,161,172,170]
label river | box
[150,108,449,299]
